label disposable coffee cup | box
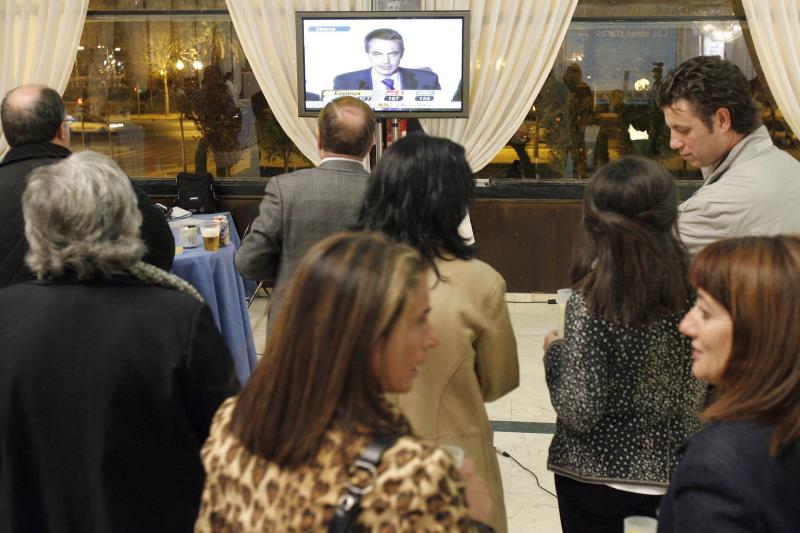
[440,444,464,469]
[201,224,220,252]
[556,288,572,337]
[624,515,657,533]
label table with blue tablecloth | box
[170,213,257,384]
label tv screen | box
[296,11,469,118]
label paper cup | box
[624,515,658,533]
[556,288,572,336]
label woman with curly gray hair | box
[0,151,237,533]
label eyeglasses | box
[64,115,76,125]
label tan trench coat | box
[393,257,519,532]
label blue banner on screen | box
[296,11,470,118]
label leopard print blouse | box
[195,397,475,532]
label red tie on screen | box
[381,78,395,90]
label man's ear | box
[316,129,323,151]
[54,121,70,145]
[714,107,733,132]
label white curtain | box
[0,0,88,156]
[228,0,576,171]
[226,0,371,166]
[741,1,800,138]
[419,0,576,172]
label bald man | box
[0,84,174,287]
[235,96,375,329]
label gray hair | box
[23,150,145,280]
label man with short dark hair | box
[658,56,800,254]
[0,84,174,287]
[235,96,375,327]
[333,28,441,90]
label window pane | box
[67,16,310,178]
[88,0,227,10]
[575,0,735,18]
[485,17,799,181]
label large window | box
[484,2,799,180]
[68,4,311,179]
[67,1,798,181]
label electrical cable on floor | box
[494,446,558,499]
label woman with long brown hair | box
[543,157,707,532]
[658,236,800,532]
[195,232,492,531]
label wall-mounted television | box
[296,11,469,118]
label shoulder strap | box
[327,434,399,533]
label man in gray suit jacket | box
[235,96,375,326]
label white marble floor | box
[248,294,563,532]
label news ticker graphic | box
[304,89,461,110]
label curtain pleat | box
[420,0,577,172]
[0,0,88,156]
[741,0,800,138]
[226,0,370,166]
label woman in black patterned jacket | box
[542,157,707,533]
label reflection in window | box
[65,15,310,178]
[488,18,799,180]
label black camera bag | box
[175,171,218,213]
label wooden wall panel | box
[470,199,583,293]
[151,193,584,293]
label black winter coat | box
[0,142,174,287]
[0,276,238,532]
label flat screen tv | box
[296,11,469,118]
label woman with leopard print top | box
[195,232,491,531]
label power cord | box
[494,446,558,499]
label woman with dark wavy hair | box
[358,135,519,533]
[543,157,706,532]
[659,236,800,532]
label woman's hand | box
[461,458,492,523]
[543,329,562,351]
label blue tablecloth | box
[171,213,256,384]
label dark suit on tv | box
[235,159,369,328]
[333,67,441,90]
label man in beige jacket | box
[658,55,800,255]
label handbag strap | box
[327,434,399,533]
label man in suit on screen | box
[333,28,441,91]
[235,96,375,330]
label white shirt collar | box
[320,156,366,167]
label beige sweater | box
[394,257,519,533]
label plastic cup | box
[624,515,658,533]
[201,223,220,252]
[182,224,199,248]
[556,288,572,336]
[170,225,183,255]
[440,444,464,468]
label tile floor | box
[248,294,563,532]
